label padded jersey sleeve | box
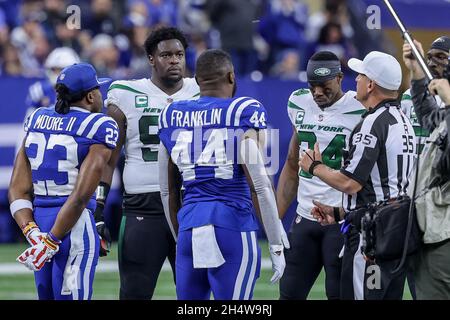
[106,81,121,107]
[236,98,268,130]
[89,116,119,149]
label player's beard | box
[232,81,237,97]
[161,73,183,87]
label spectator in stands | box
[10,13,48,77]
[269,48,301,80]
[128,0,178,27]
[310,22,356,71]
[15,47,80,156]
[0,7,9,47]
[206,0,260,76]
[83,0,120,37]
[89,33,129,79]
[121,5,151,78]
[185,32,208,76]
[258,0,308,74]
[178,0,211,36]
[40,0,67,48]
[305,0,354,43]
[0,42,24,76]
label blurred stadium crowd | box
[0,0,388,81]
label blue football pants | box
[176,226,261,300]
[33,206,99,300]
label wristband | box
[10,199,33,218]
[96,182,111,203]
[333,207,341,222]
[308,161,323,176]
[21,221,38,236]
[47,231,62,244]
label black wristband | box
[308,160,323,176]
[333,207,341,222]
[96,182,111,203]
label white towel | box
[192,225,225,268]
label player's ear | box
[228,71,235,85]
[148,55,155,66]
[86,91,94,104]
[336,73,343,85]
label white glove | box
[21,222,45,246]
[17,234,60,271]
[279,220,290,249]
[269,244,286,284]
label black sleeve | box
[411,78,444,132]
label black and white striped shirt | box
[341,99,417,211]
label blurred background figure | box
[206,0,261,76]
[269,48,301,80]
[88,33,129,79]
[15,47,80,153]
[258,0,308,74]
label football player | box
[158,49,288,300]
[277,51,365,299]
[10,63,118,300]
[97,27,199,299]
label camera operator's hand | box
[403,40,426,80]
[428,79,450,104]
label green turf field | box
[0,242,412,300]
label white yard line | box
[0,258,273,275]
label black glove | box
[94,202,111,257]
[94,182,111,257]
[96,220,112,257]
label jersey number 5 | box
[139,115,160,162]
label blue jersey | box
[24,106,119,209]
[25,80,56,109]
[158,96,268,232]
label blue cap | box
[56,63,111,94]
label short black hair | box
[196,49,233,80]
[309,51,340,62]
[144,27,188,56]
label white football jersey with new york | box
[287,89,365,220]
[107,78,199,193]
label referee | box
[300,51,417,300]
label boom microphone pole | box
[382,0,429,274]
[383,0,434,81]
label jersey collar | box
[70,106,90,113]
[362,99,398,118]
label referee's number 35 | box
[402,134,415,153]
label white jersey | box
[400,89,443,148]
[106,78,199,194]
[287,89,365,220]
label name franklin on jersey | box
[171,108,222,127]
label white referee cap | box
[348,51,402,90]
